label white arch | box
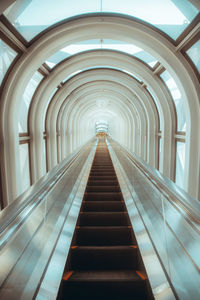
[0,15,199,204]
[47,70,157,169]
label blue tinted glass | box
[45,39,158,69]
[19,143,30,194]
[146,87,162,130]
[160,71,186,132]
[18,71,43,132]
[186,40,200,73]
[43,88,58,130]
[176,141,186,190]
[0,39,17,86]
[4,0,198,41]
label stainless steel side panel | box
[108,143,175,300]
[0,141,97,300]
[108,139,200,300]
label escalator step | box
[89,175,117,180]
[70,246,138,270]
[79,212,130,226]
[58,139,151,300]
[74,226,133,245]
[84,192,122,201]
[82,201,125,212]
[87,180,118,186]
[61,270,148,300]
[86,186,120,192]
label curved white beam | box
[63,92,135,154]
[50,73,155,167]
[0,15,199,204]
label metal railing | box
[0,138,97,299]
[108,137,200,300]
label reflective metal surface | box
[0,139,97,299]
[107,138,200,300]
[108,141,175,300]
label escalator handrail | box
[0,139,95,245]
[108,138,200,231]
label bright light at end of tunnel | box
[95,120,109,134]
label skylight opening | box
[61,43,142,55]
[4,0,198,41]
[45,39,158,69]
[160,70,186,132]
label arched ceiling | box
[0,4,199,202]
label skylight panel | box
[4,0,198,41]
[45,39,157,69]
[160,70,186,131]
[45,61,56,68]
[0,39,17,86]
[186,40,200,73]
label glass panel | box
[133,50,157,68]
[110,139,200,300]
[4,0,198,41]
[160,70,186,132]
[43,88,58,131]
[175,141,186,190]
[0,39,17,86]
[18,71,43,133]
[19,143,30,194]
[103,0,198,39]
[46,39,158,69]
[146,86,162,130]
[186,40,200,73]
[3,0,100,41]
[61,67,141,85]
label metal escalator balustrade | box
[1,135,199,300]
[107,137,200,300]
[58,138,153,300]
[0,139,97,300]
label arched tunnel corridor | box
[0,1,200,299]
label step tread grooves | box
[59,140,149,300]
[67,270,143,281]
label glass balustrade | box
[108,138,200,300]
[0,139,97,299]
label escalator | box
[58,138,153,299]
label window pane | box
[4,0,198,41]
[4,0,100,41]
[0,39,17,86]
[18,71,43,133]
[186,40,200,73]
[61,67,141,85]
[175,141,186,190]
[146,87,162,131]
[103,0,198,39]
[43,88,58,131]
[160,70,186,132]
[46,39,158,69]
[19,143,30,194]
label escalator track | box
[58,138,152,299]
